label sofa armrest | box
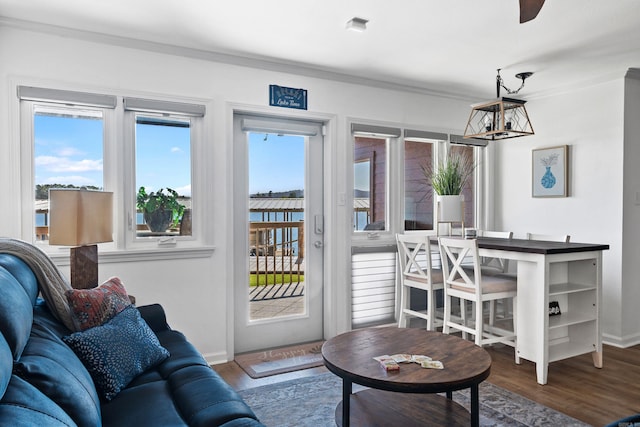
[137,303,170,333]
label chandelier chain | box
[496,69,526,96]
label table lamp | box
[49,188,113,289]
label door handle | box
[314,241,323,248]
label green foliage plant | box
[136,187,185,228]
[423,152,476,196]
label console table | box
[322,327,491,427]
[475,237,609,385]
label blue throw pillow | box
[63,305,169,401]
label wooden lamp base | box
[70,244,99,289]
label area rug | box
[238,372,590,427]
[235,341,324,379]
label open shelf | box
[543,257,601,372]
[549,282,597,296]
[549,312,596,329]
[549,339,598,363]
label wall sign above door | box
[269,85,307,110]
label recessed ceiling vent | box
[346,17,368,32]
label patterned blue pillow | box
[63,305,169,401]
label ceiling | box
[1,0,639,101]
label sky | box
[35,114,104,189]
[248,132,304,194]
[135,119,191,196]
[34,113,306,197]
[34,113,192,196]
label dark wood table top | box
[475,237,609,255]
[430,236,609,254]
[322,327,491,394]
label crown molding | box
[0,16,473,102]
[526,69,628,101]
[2,16,629,104]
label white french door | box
[233,113,324,353]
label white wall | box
[2,21,635,355]
[0,22,471,361]
[496,77,636,346]
[622,69,640,346]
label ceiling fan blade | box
[519,0,545,23]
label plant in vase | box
[422,152,475,223]
[136,187,185,232]
[539,152,559,189]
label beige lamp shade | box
[49,189,113,246]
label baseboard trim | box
[203,351,230,365]
[603,331,640,348]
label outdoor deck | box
[250,284,305,319]
[249,219,305,304]
[250,281,304,301]
[249,252,305,302]
[249,255,304,275]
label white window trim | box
[449,136,487,231]
[122,109,204,250]
[17,83,211,255]
[348,119,488,245]
[350,122,400,242]
[401,135,446,235]
[19,99,116,254]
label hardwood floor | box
[213,343,640,426]
[486,344,640,426]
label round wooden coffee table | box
[321,327,491,427]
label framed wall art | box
[532,145,568,198]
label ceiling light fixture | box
[346,17,368,32]
[463,69,535,141]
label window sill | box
[49,245,215,266]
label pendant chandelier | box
[464,69,534,141]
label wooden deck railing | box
[249,221,304,293]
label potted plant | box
[136,187,185,232]
[422,152,475,223]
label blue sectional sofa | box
[0,252,264,427]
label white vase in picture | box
[436,195,464,222]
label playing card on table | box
[373,355,400,371]
[420,360,444,369]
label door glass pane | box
[248,132,305,320]
[33,105,104,243]
[135,115,192,237]
[354,136,386,231]
[404,140,435,231]
[450,144,476,228]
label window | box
[450,144,476,229]
[403,130,456,232]
[403,139,436,231]
[18,86,116,246]
[354,137,386,231]
[33,105,106,242]
[19,86,206,249]
[124,97,204,242]
[352,124,400,232]
[134,115,192,237]
[353,158,372,230]
[349,123,482,236]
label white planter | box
[436,195,464,222]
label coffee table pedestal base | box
[335,389,469,427]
